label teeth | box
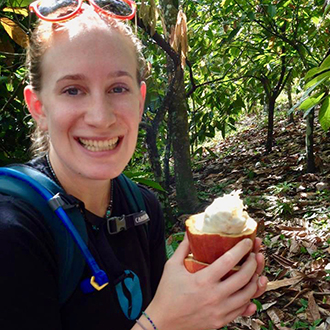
[79,137,119,152]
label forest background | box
[1,0,330,329]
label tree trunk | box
[145,124,175,225]
[306,109,316,173]
[286,81,294,123]
[164,116,172,191]
[266,97,275,153]
[169,68,199,213]
[161,0,200,214]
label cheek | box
[46,111,75,135]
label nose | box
[84,94,116,128]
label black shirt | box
[0,156,166,330]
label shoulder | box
[0,193,55,244]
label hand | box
[241,237,268,317]
[145,234,259,330]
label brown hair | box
[26,6,146,156]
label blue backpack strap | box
[0,165,87,305]
[117,174,146,213]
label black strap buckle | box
[107,211,150,235]
[107,215,127,234]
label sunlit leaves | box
[3,7,29,16]
[0,17,28,48]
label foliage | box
[165,232,184,259]
[2,0,330,201]
[292,54,330,131]
[0,2,31,165]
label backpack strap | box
[0,165,88,305]
[117,174,146,212]
[0,166,148,318]
[107,174,149,235]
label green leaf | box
[132,177,166,192]
[267,5,277,18]
[226,27,242,43]
[299,92,324,111]
[320,54,330,71]
[305,71,330,89]
[165,232,185,259]
[123,170,147,178]
[305,66,324,80]
[319,95,330,131]
[7,0,31,7]
[252,299,263,312]
[289,78,327,114]
[324,2,330,16]
[247,12,256,21]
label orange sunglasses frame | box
[29,0,136,22]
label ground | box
[167,111,330,330]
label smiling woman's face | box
[25,25,146,182]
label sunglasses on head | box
[29,0,136,22]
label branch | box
[141,69,179,132]
[136,16,180,67]
[274,48,287,96]
[0,78,25,113]
[278,68,293,96]
[186,43,247,97]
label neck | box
[46,153,111,217]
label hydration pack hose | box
[0,168,109,289]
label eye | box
[111,86,129,94]
[63,87,83,96]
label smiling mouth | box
[78,137,119,152]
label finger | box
[219,252,257,296]
[241,302,257,316]
[252,275,268,298]
[201,238,254,281]
[253,237,262,253]
[221,303,250,327]
[255,252,265,275]
[225,274,258,311]
[169,233,190,264]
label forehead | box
[40,26,137,82]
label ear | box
[24,85,48,131]
[139,81,147,120]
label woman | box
[0,1,267,329]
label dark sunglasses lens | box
[93,0,132,17]
[38,0,79,19]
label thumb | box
[169,233,191,264]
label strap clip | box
[107,211,150,235]
[90,276,109,291]
[48,192,79,211]
[107,215,126,234]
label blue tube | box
[0,168,108,286]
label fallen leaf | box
[266,275,304,291]
[266,307,291,330]
[307,291,321,323]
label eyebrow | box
[108,70,134,80]
[56,74,86,84]
[56,71,134,84]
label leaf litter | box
[171,112,330,329]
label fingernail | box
[258,276,268,287]
[244,238,253,248]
